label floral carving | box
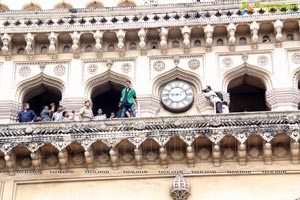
[153,61,165,72]
[87,64,98,74]
[54,65,66,76]
[121,63,132,73]
[19,66,31,77]
[291,53,300,64]
[222,57,233,68]
[188,59,200,70]
[257,55,269,66]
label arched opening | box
[91,82,123,117]
[228,74,267,112]
[54,2,73,9]
[86,1,104,8]
[271,133,290,161]
[116,139,135,166]
[0,4,9,11]
[23,3,41,10]
[118,1,136,7]
[193,136,212,163]
[23,84,62,117]
[165,136,187,164]
[141,138,160,164]
[246,134,263,161]
[220,135,238,162]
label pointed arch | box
[54,2,73,9]
[0,3,9,11]
[222,63,273,91]
[152,67,202,96]
[118,0,136,7]
[22,3,41,10]
[84,69,132,98]
[15,73,66,103]
[292,67,300,89]
[86,1,104,8]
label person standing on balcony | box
[94,108,106,120]
[40,103,55,122]
[120,80,138,118]
[203,86,223,113]
[79,100,94,121]
[18,103,37,123]
[52,105,64,121]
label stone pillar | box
[213,144,221,167]
[264,142,272,165]
[181,26,191,53]
[159,146,168,168]
[109,148,119,170]
[290,140,299,164]
[274,19,283,48]
[93,30,103,58]
[204,24,213,52]
[186,145,195,167]
[1,33,11,60]
[134,147,143,169]
[31,150,42,174]
[159,27,168,54]
[58,150,68,170]
[266,88,300,111]
[238,143,247,165]
[116,29,126,57]
[250,21,259,49]
[70,31,80,58]
[25,33,34,58]
[227,23,236,51]
[138,28,147,55]
[137,95,160,117]
[84,149,94,170]
[48,32,58,59]
[5,152,16,176]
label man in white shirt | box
[52,105,64,121]
[203,86,223,113]
[94,108,106,120]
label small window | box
[85,44,93,52]
[129,42,137,50]
[151,42,158,49]
[239,37,247,45]
[286,33,294,41]
[17,47,25,55]
[40,45,48,54]
[262,35,270,43]
[216,38,224,46]
[194,39,201,47]
[172,40,179,48]
[107,44,115,51]
[63,45,70,53]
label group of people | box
[203,85,229,114]
[18,80,138,123]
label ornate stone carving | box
[18,66,31,77]
[54,64,66,76]
[257,55,269,66]
[197,148,210,160]
[97,154,110,164]
[188,59,200,70]
[173,56,180,66]
[248,148,260,158]
[87,64,98,74]
[121,153,134,163]
[274,146,287,158]
[45,155,58,167]
[121,63,132,73]
[153,61,165,72]
[20,158,32,168]
[222,57,233,68]
[170,174,190,200]
[145,151,158,162]
[72,154,85,165]
[223,148,235,160]
[291,53,300,64]
[170,151,184,161]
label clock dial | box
[161,80,194,112]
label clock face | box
[161,80,194,112]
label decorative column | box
[116,29,126,57]
[109,148,119,169]
[5,152,15,176]
[204,24,213,52]
[93,30,103,58]
[48,32,58,59]
[58,150,68,170]
[212,144,221,167]
[25,33,34,59]
[84,149,94,170]
[71,31,80,58]
[181,26,191,53]
[250,21,259,49]
[170,174,190,200]
[227,23,236,51]
[31,150,42,173]
[186,145,195,167]
[274,19,283,48]
[159,146,168,168]
[290,139,299,164]
[159,27,168,54]
[1,33,11,60]
[263,142,272,165]
[238,143,247,165]
[138,28,147,55]
[134,147,143,169]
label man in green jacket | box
[120,80,138,118]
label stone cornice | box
[0,6,299,33]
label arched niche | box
[15,73,65,115]
[246,134,264,161]
[140,138,160,164]
[165,136,187,164]
[86,1,104,8]
[84,70,132,116]
[192,135,213,162]
[152,67,202,97]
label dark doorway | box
[91,82,123,117]
[228,75,267,112]
[23,85,62,116]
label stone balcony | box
[0,110,300,176]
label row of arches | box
[0,0,137,11]
[16,64,278,116]
[0,133,293,170]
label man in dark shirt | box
[18,103,37,123]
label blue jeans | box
[121,103,136,118]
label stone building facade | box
[1,0,300,199]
